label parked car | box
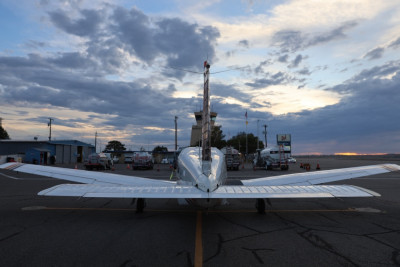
[288,157,297,163]
[124,156,133,163]
[112,156,119,164]
[161,158,169,164]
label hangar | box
[0,140,95,164]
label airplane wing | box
[241,164,400,186]
[0,162,175,187]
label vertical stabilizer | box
[202,61,211,176]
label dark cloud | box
[297,68,311,75]
[308,21,358,47]
[277,54,288,63]
[254,59,272,74]
[109,7,220,71]
[238,40,249,48]
[48,9,103,37]
[46,6,220,77]
[272,21,358,53]
[288,54,303,68]
[363,47,385,60]
[154,18,220,69]
[245,71,289,88]
[50,52,94,69]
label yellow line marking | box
[194,210,203,267]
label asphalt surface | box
[1,156,400,266]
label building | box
[190,110,218,146]
[0,140,95,164]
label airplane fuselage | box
[176,147,227,207]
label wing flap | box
[38,184,379,198]
[241,164,400,186]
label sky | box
[0,0,400,155]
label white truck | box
[221,147,241,171]
[133,151,154,170]
[84,153,112,170]
[253,145,290,171]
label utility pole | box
[48,118,54,141]
[174,116,178,151]
[95,131,98,153]
[257,120,260,150]
[263,124,268,147]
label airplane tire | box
[256,198,265,214]
[136,198,146,213]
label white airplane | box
[1,62,400,213]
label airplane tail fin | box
[202,61,211,176]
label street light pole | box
[174,116,178,151]
[263,124,268,147]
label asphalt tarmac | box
[1,156,400,266]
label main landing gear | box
[132,198,146,213]
[256,199,265,214]
[256,198,272,214]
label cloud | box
[297,68,311,76]
[363,47,385,60]
[238,39,249,48]
[271,21,358,53]
[389,37,400,49]
[277,54,288,63]
[271,30,303,53]
[288,54,303,68]
[48,9,103,37]
[268,60,400,153]
[47,6,220,76]
[307,21,358,46]
[245,71,289,88]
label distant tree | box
[0,125,10,140]
[227,132,264,155]
[192,125,227,149]
[104,140,126,152]
[211,125,227,149]
[153,146,168,153]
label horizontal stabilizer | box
[38,184,379,198]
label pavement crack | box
[119,259,136,267]
[299,229,360,267]
[204,233,223,263]
[0,225,26,242]
[100,200,112,208]
[242,247,275,264]
[175,250,192,267]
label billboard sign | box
[277,134,291,142]
[277,134,291,155]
